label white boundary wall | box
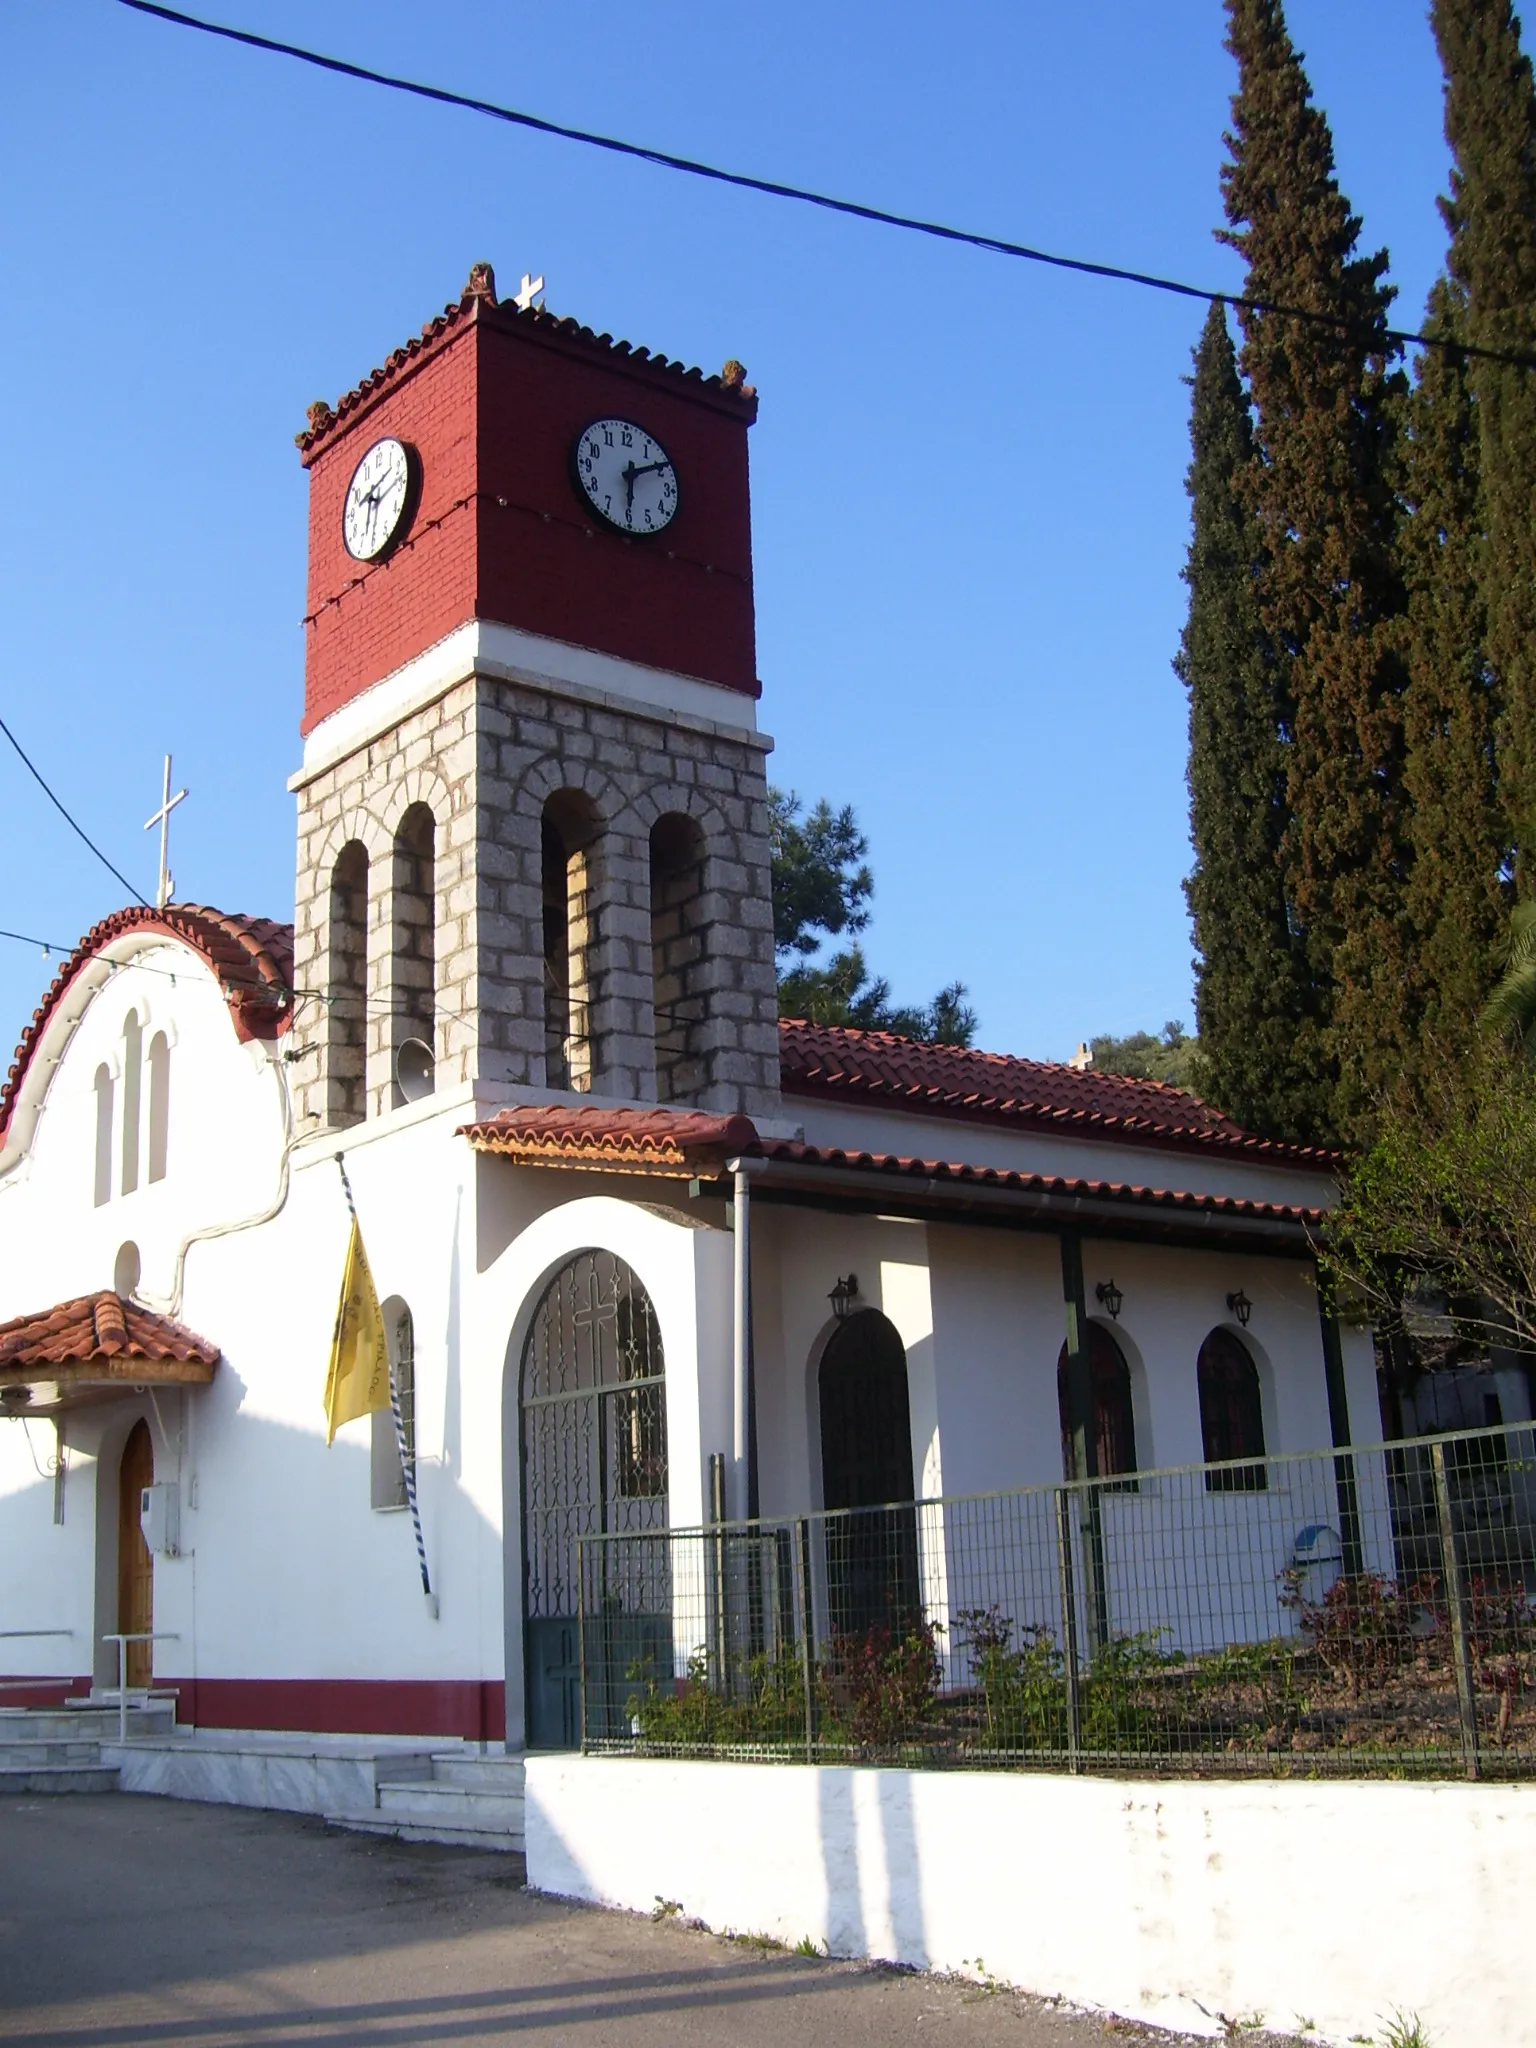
[526,1755,1533,2047]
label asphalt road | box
[0,1795,1306,2048]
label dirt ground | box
[0,1794,1316,2048]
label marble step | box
[326,1802,525,1852]
[377,1779,525,1827]
[0,1740,105,1766]
[421,1754,527,1794]
[0,1761,120,1795]
[0,1705,175,1742]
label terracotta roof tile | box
[1,905,295,1144]
[460,1105,759,1174]
[0,1292,219,1373]
[753,1136,1325,1229]
[777,1020,1333,1167]
[297,266,757,461]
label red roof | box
[460,1107,1322,1240]
[778,1020,1332,1167]
[0,1292,219,1372]
[1,906,294,1144]
[750,1136,1324,1229]
[460,1105,758,1173]
[296,264,757,462]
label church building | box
[0,264,1370,1764]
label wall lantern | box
[828,1274,860,1322]
[1226,1288,1253,1328]
[1095,1279,1123,1321]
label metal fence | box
[576,1421,1536,1779]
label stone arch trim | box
[515,755,627,826]
[380,768,453,842]
[627,786,729,845]
[314,808,391,874]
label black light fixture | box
[828,1274,860,1322]
[1095,1279,1123,1321]
[1226,1288,1253,1328]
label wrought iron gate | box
[520,1249,668,1747]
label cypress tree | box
[1431,0,1536,878]
[1220,0,1409,1140]
[1178,300,1324,1140]
[1397,275,1506,1060]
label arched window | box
[114,1241,141,1299]
[120,1011,142,1196]
[819,1309,920,1640]
[371,1303,415,1511]
[650,812,707,1103]
[93,1064,114,1207]
[1197,1327,1267,1491]
[327,841,369,1126]
[147,1032,170,1183]
[542,792,600,1092]
[391,804,436,1105]
[1057,1324,1138,1486]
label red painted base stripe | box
[160,1677,506,1743]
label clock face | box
[342,437,415,561]
[573,419,679,535]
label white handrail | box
[101,1632,179,1744]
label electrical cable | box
[115,0,1536,372]
[0,715,152,908]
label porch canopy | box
[0,1291,219,1416]
[459,1106,1324,1259]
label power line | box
[116,0,1536,372]
[0,716,152,908]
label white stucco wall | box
[527,1754,1531,2048]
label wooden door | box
[117,1421,154,1689]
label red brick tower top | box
[296,265,760,736]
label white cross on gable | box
[144,753,188,911]
[514,272,546,313]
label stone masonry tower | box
[286,265,782,1130]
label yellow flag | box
[324,1214,391,1445]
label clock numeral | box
[602,429,614,446]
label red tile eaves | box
[459,1105,1323,1229]
[777,1020,1335,1169]
[295,267,758,466]
[0,906,294,1145]
[753,1136,1325,1229]
[0,1291,219,1372]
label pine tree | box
[1431,0,1536,878]
[1220,0,1409,1140]
[1397,275,1506,1059]
[1177,300,1324,1139]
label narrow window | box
[371,1305,415,1511]
[93,1065,114,1207]
[147,1032,170,1183]
[390,804,436,1105]
[650,813,707,1103]
[541,793,600,1092]
[120,1011,142,1196]
[327,841,369,1126]
[114,1241,141,1298]
[1197,1328,1266,1491]
[1057,1325,1138,1486]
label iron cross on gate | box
[144,753,188,911]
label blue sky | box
[0,1,1463,1065]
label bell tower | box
[285,264,781,1129]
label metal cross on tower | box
[514,271,546,312]
[144,754,188,911]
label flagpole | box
[334,1153,435,1609]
